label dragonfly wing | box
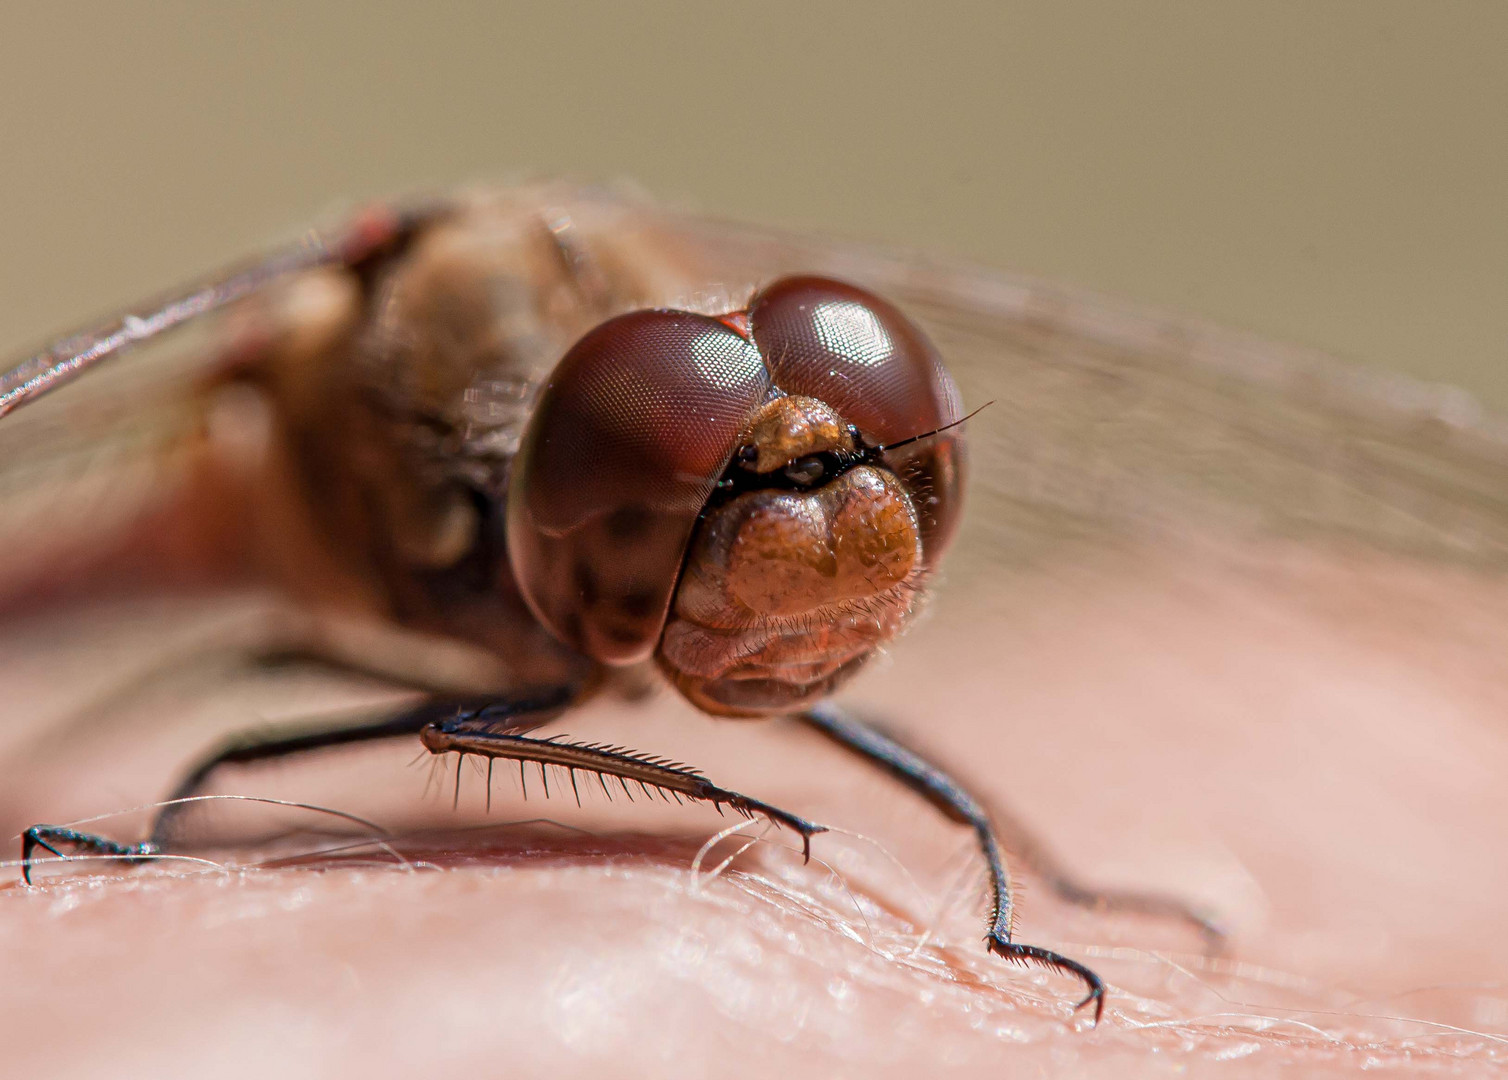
[0,308,227,601]
[644,206,1508,575]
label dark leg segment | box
[420,718,826,861]
[985,811,1226,951]
[819,707,1223,945]
[22,689,575,884]
[799,703,1106,1024]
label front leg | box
[418,718,827,862]
[22,689,575,884]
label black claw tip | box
[986,932,1105,1027]
[794,821,825,864]
[20,827,51,886]
[1075,985,1106,1028]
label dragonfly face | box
[508,275,965,716]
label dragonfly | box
[6,182,1499,1026]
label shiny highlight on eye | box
[812,300,891,367]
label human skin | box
[2,533,1506,1079]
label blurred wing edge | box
[657,208,1508,566]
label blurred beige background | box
[1,1,1503,406]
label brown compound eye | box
[748,277,966,563]
[506,309,771,663]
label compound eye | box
[507,309,771,663]
[782,456,827,487]
[749,277,967,563]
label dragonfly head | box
[506,277,966,716]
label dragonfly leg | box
[822,709,1226,948]
[419,718,827,862]
[798,702,1107,1025]
[20,688,576,885]
[1003,844,1227,952]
